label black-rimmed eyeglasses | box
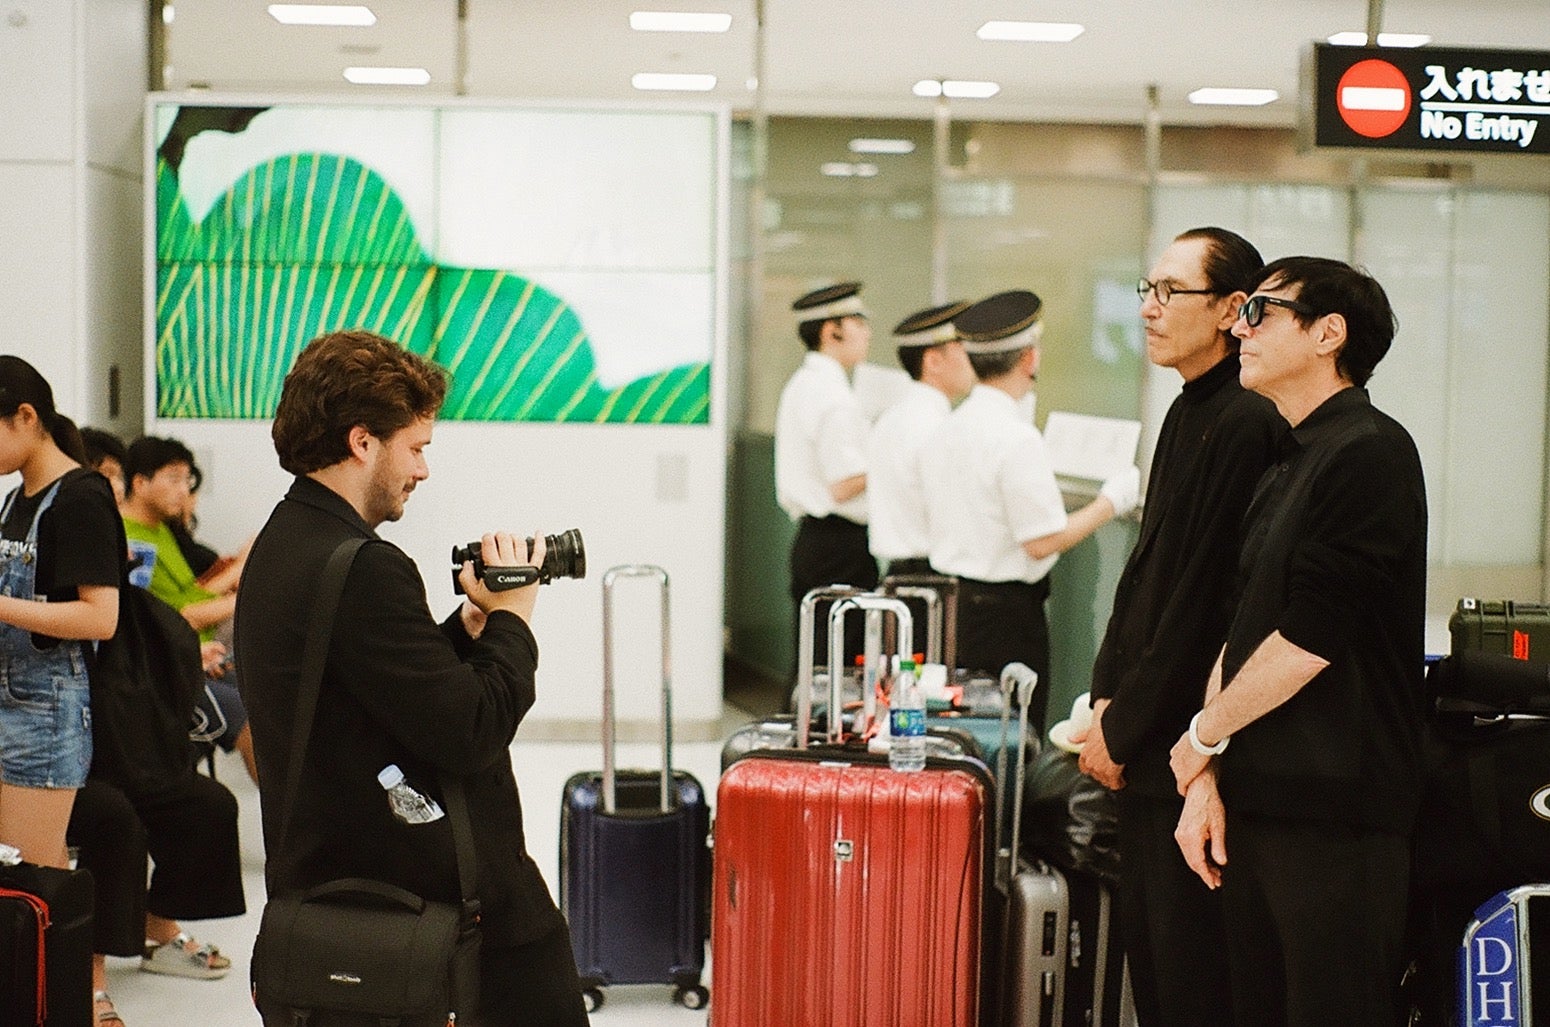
[1238,294,1317,328]
[1136,278,1217,305]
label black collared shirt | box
[1219,387,1428,834]
[1091,354,1282,794]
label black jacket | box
[1090,356,1282,795]
[235,475,562,947]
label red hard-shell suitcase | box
[558,565,709,1013]
[711,749,993,1027]
[712,594,996,1027]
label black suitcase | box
[1449,597,1550,663]
[996,666,1136,1027]
[558,565,709,1013]
[0,860,94,1027]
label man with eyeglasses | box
[1169,257,1426,1025]
[1075,227,1282,1026]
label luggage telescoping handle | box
[996,662,1038,890]
[824,595,914,745]
[795,584,867,750]
[601,564,672,815]
[881,574,959,679]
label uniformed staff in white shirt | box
[865,301,976,577]
[774,281,879,661]
[921,289,1140,733]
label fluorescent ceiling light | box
[849,138,916,154]
[1328,31,1432,47]
[629,11,732,32]
[914,79,1000,99]
[977,21,1084,43]
[632,72,717,91]
[269,4,377,27]
[1188,87,1279,106]
[342,66,429,85]
[821,162,880,178]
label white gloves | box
[1100,465,1141,519]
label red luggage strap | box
[0,886,51,1026]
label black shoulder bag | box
[251,539,482,1026]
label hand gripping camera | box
[450,528,586,594]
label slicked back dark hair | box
[271,331,448,475]
[1175,227,1264,352]
[1248,256,1397,387]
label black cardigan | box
[235,475,562,947]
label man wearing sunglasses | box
[1169,257,1426,1026]
[1077,227,1282,1026]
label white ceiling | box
[163,1,1550,127]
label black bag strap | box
[272,537,478,912]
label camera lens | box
[538,528,586,582]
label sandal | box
[94,990,125,1025]
[140,932,231,979]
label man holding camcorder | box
[235,330,590,1026]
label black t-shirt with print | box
[2,468,126,646]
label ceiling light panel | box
[629,11,732,33]
[849,138,916,154]
[914,80,1000,99]
[1328,31,1431,47]
[977,21,1084,43]
[1188,87,1279,106]
[632,72,718,91]
[342,65,429,85]
[269,4,377,26]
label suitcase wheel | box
[673,984,710,1010]
[582,986,605,1013]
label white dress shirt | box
[774,351,870,523]
[865,380,951,561]
[921,384,1068,583]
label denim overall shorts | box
[0,478,93,789]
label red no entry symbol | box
[1336,59,1412,138]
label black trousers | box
[956,576,1051,734]
[1220,813,1410,1027]
[66,773,246,956]
[789,515,878,667]
[1115,790,1234,1026]
[475,922,590,1026]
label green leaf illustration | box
[155,149,710,424]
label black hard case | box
[0,861,94,1027]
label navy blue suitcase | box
[558,565,710,1013]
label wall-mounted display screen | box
[153,102,717,423]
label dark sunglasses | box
[1239,294,1317,328]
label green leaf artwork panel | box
[155,151,710,424]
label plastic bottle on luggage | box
[889,660,926,772]
[377,764,445,824]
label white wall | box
[0,0,144,432]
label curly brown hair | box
[271,331,448,475]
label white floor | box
[98,708,751,1026]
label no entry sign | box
[1306,43,1550,155]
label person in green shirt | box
[121,437,256,787]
